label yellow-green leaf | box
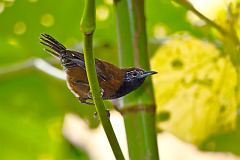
[151,34,237,144]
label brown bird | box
[40,33,157,105]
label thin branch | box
[174,0,228,35]
[80,0,125,159]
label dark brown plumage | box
[40,33,157,105]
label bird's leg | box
[73,80,94,105]
[87,91,92,99]
[94,109,110,119]
[106,109,110,118]
[78,97,95,105]
[86,88,108,118]
[100,88,104,97]
[87,88,104,99]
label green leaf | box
[151,34,237,145]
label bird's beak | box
[140,70,157,78]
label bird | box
[40,33,157,105]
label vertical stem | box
[173,0,228,35]
[114,0,159,159]
[123,111,159,160]
[80,0,125,159]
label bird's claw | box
[94,109,110,119]
[78,97,94,105]
[87,88,104,99]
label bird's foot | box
[87,88,104,99]
[78,97,95,105]
[94,109,110,119]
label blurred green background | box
[0,0,240,159]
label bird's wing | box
[66,50,108,81]
[65,50,86,70]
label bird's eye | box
[132,71,138,77]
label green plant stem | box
[82,35,124,159]
[123,110,159,160]
[173,0,228,35]
[114,0,159,159]
[80,0,125,159]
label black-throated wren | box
[40,33,157,105]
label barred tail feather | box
[40,33,66,58]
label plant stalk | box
[80,0,125,159]
[114,0,159,159]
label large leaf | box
[151,34,237,144]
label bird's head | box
[124,68,157,81]
[123,67,157,89]
[104,67,157,99]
